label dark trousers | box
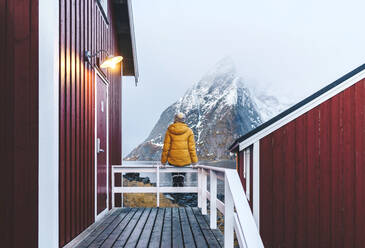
[169,163,186,187]
[172,172,186,187]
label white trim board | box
[239,68,365,151]
[127,0,139,83]
[94,69,110,221]
[253,141,260,230]
[38,0,59,247]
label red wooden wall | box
[59,0,122,246]
[0,0,39,247]
[259,79,365,247]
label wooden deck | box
[75,207,224,248]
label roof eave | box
[112,0,139,82]
[229,63,365,152]
[126,0,139,83]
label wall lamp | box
[84,50,123,69]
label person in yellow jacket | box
[161,112,198,186]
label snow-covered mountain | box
[125,57,289,161]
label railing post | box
[198,168,202,208]
[157,165,160,207]
[112,167,115,208]
[202,169,207,215]
[210,170,217,229]
[224,173,234,248]
[121,171,124,208]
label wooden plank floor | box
[75,207,223,248]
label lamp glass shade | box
[100,55,123,69]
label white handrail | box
[112,164,264,248]
[196,165,264,248]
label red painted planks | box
[75,0,80,234]
[65,0,72,242]
[70,0,77,238]
[59,0,66,244]
[89,0,95,226]
[0,0,38,246]
[240,150,247,192]
[243,77,365,248]
[238,151,244,186]
[319,100,331,247]
[87,0,92,227]
[272,128,285,247]
[342,86,356,247]
[79,0,86,231]
[259,135,273,247]
[59,0,123,245]
[14,0,39,245]
[306,107,320,248]
[283,122,296,248]
[249,146,253,210]
[354,79,365,247]
[0,0,14,244]
[329,95,342,248]
[295,114,308,248]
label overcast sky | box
[122,0,365,157]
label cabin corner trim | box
[38,0,59,246]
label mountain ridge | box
[125,58,288,161]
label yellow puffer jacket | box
[161,122,198,166]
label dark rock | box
[142,177,150,184]
[124,173,140,181]
[125,57,288,161]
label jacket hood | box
[168,122,189,135]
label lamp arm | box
[84,49,110,64]
[88,49,110,58]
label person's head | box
[174,112,186,123]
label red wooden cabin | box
[0,0,138,247]
[229,64,365,247]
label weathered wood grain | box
[179,207,196,248]
[86,208,131,248]
[99,208,137,248]
[192,207,221,248]
[148,208,165,248]
[161,208,172,247]
[172,208,184,248]
[125,208,152,247]
[136,208,158,248]
[185,207,208,248]
[74,207,223,248]
[113,208,144,247]
[75,208,123,248]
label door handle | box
[97,138,104,154]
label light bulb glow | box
[100,55,123,69]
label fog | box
[122,0,365,156]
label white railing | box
[112,164,264,248]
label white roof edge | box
[127,0,139,83]
[239,68,365,152]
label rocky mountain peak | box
[125,58,289,161]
